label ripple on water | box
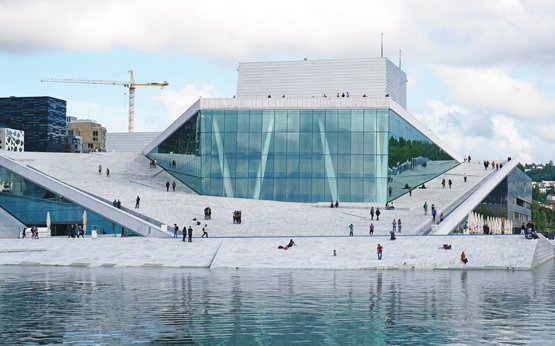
[0,263,555,345]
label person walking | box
[397,219,402,233]
[348,223,354,237]
[369,223,374,235]
[21,227,26,239]
[201,224,208,238]
[182,226,187,242]
[173,224,179,238]
[423,202,428,215]
[375,208,381,221]
[448,179,452,189]
[106,168,110,177]
[166,181,170,192]
[98,165,102,174]
[441,178,446,188]
[464,173,467,183]
[370,207,375,220]
[135,196,140,209]
[431,204,437,222]
[392,219,397,233]
[377,244,383,260]
[187,226,193,242]
[121,226,125,238]
[172,181,176,192]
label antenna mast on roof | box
[380,33,383,58]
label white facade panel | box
[237,58,406,108]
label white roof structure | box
[237,58,407,108]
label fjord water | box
[1,263,555,345]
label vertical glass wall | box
[474,166,532,233]
[387,111,458,200]
[0,166,127,236]
[149,108,459,203]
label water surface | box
[1,263,555,345]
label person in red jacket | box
[377,244,383,260]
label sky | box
[1,0,555,163]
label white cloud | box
[153,84,215,124]
[436,66,555,119]
[2,0,555,66]
[414,100,537,162]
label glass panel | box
[250,110,263,132]
[300,110,312,132]
[351,132,364,155]
[325,110,338,132]
[338,110,351,131]
[376,109,388,132]
[224,110,237,132]
[351,110,364,132]
[237,110,250,132]
[287,110,300,132]
[275,110,287,132]
[364,109,376,132]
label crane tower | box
[41,69,168,132]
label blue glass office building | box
[0,96,67,152]
[146,98,458,203]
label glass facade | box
[474,166,532,232]
[0,166,128,236]
[0,97,67,152]
[388,112,458,200]
[148,108,457,203]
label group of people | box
[112,199,122,209]
[369,207,381,220]
[424,202,443,223]
[330,200,340,208]
[148,160,157,168]
[68,224,85,238]
[483,160,503,171]
[165,181,176,192]
[172,224,195,242]
[441,178,453,189]
[232,210,242,224]
[98,165,110,177]
[22,225,39,239]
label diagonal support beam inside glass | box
[318,120,337,201]
[212,121,234,198]
[253,117,274,200]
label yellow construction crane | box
[41,69,169,132]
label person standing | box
[188,226,193,242]
[106,168,110,177]
[464,173,467,183]
[172,181,176,192]
[348,223,354,236]
[375,208,381,221]
[370,207,375,220]
[369,223,374,235]
[431,204,437,222]
[377,244,383,260]
[121,226,125,238]
[182,226,187,242]
[201,224,208,238]
[98,165,102,174]
[448,179,452,189]
[423,202,428,215]
[441,178,446,188]
[173,224,179,238]
[166,181,170,192]
[391,219,397,233]
[397,219,402,233]
[135,196,140,209]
